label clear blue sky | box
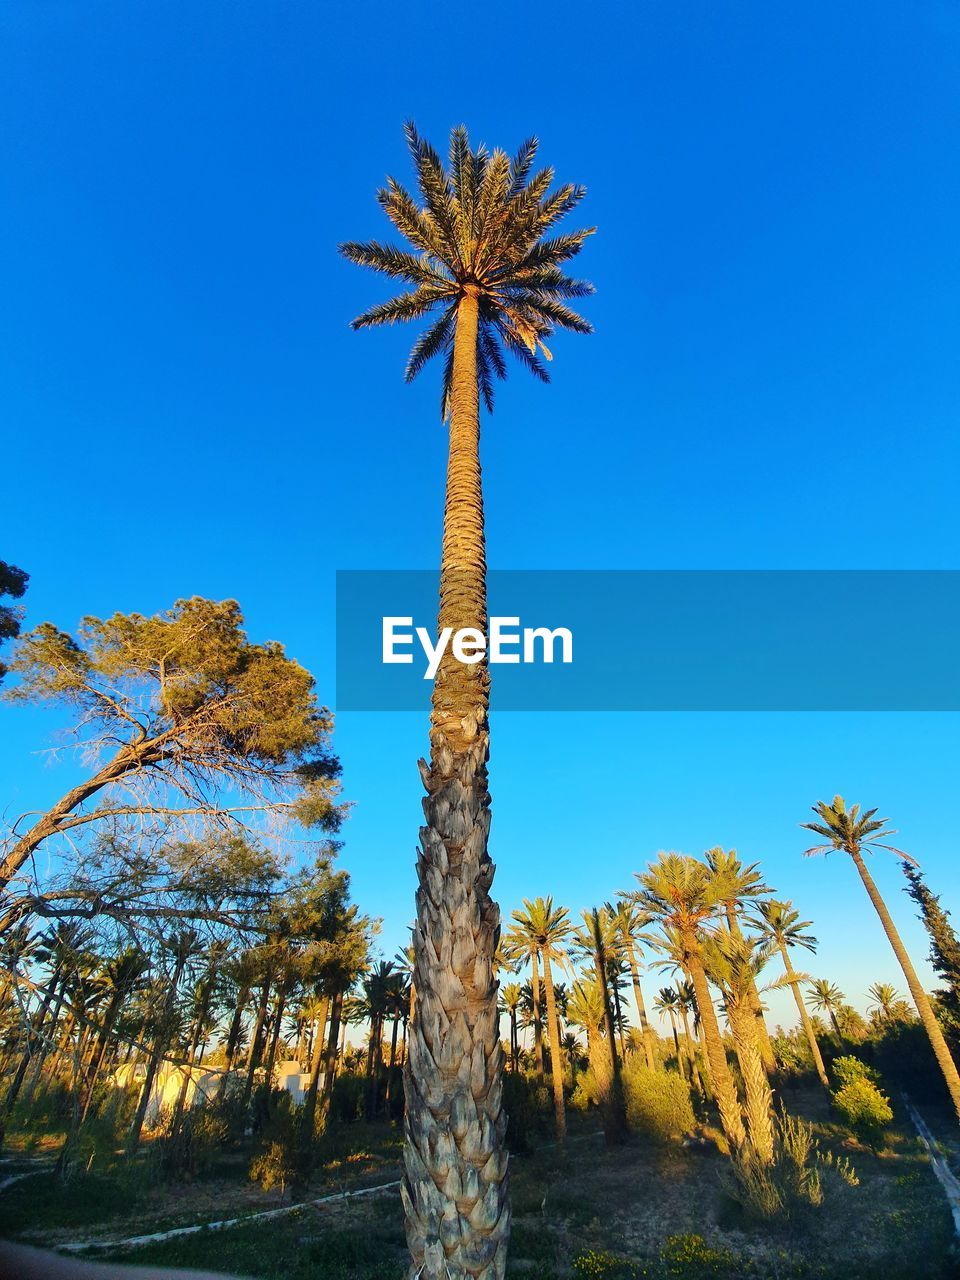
[2,2,959,1031]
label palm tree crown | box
[808,978,845,1017]
[750,899,818,954]
[340,122,594,415]
[802,795,912,864]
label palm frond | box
[404,304,457,383]
[350,289,445,331]
[478,318,507,380]
[495,317,551,381]
[476,340,495,414]
[404,120,465,273]
[439,345,455,421]
[503,292,594,335]
[514,230,596,272]
[508,137,539,198]
[377,178,450,261]
[345,123,594,413]
[339,240,451,287]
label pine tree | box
[903,862,960,1016]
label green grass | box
[1,1093,956,1280]
[97,1211,406,1280]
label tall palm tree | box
[80,947,148,1123]
[571,909,628,1143]
[343,124,593,1278]
[127,928,202,1154]
[609,899,657,1070]
[807,979,846,1047]
[632,854,746,1151]
[702,933,777,1165]
[706,848,776,1073]
[750,900,827,1088]
[504,898,571,1140]
[803,796,960,1121]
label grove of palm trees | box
[3,8,959,1280]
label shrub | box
[248,1091,310,1195]
[725,1107,858,1222]
[249,1139,299,1196]
[832,1055,880,1088]
[156,1106,231,1179]
[660,1233,736,1278]
[621,1060,694,1143]
[502,1072,550,1153]
[833,1075,893,1146]
[572,1248,638,1280]
[329,1073,364,1124]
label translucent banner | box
[335,570,960,712]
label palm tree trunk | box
[590,912,627,1144]
[779,945,828,1089]
[541,953,566,1142]
[3,970,60,1117]
[319,990,344,1126]
[79,992,124,1125]
[677,1001,704,1096]
[531,952,544,1082]
[727,1000,774,1164]
[626,944,656,1071]
[610,977,628,1059]
[726,906,775,1073]
[302,995,331,1140]
[239,979,271,1117]
[685,944,746,1151]
[127,955,187,1154]
[669,1012,686,1081]
[217,985,250,1102]
[365,1014,380,1118]
[264,986,288,1084]
[850,848,960,1122]
[509,1010,518,1074]
[172,980,214,1133]
[683,972,714,1099]
[385,1012,401,1114]
[403,287,508,1280]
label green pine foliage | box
[902,862,960,1018]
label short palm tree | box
[807,979,846,1046]
[803,796,960,1121]
[867,982,902,1025]
[632,854,746,1151]
[343,123,594,1279]
[607,899,657,1069]
[567,977,606,1053]
[499,983,522,1073]
[504,898,571,1140]
[750,899,827,1088]
[654,987,686,1080]
[674,979,706,1096]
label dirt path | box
[903,1095,960,1237]
[57,1178,401,1255]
